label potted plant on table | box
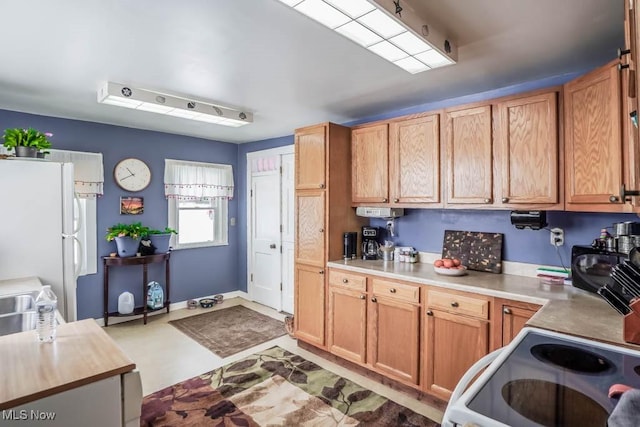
[2,128,53,158]
[147,227,177,254]
[105,222,150,257]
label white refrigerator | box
[0,159,79,321]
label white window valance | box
[164,159,234,201]
[47,149,104,198]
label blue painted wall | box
[0,109,239,320]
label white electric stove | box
[443,327,640,427]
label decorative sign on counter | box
[442,230,503,274]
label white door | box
[250,164,282,310]
[281,153,295,314]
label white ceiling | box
[0,0,622,143]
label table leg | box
[103,262,109,327]
[143,264,148,325]
[166,255,171,313]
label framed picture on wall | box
[120,196,144,215]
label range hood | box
[356,207,405,218]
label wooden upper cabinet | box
[444,104,493,205]
[295,190,325,266]
[389,114,441,205]
[295,125,326,190]
[352,124,389,203]
[565,62,625,211]
[495,91,560,207]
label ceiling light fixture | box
[97,82,253,127]
[276,0,457,74]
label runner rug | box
[140,346,440,426]
[169,305,286,358]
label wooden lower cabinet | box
[327,285,367,364]
[368,295,421,386]
[423,309,490,400]
[294,263,326,347]
[495,300,542,347]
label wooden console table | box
[103,253,171,326]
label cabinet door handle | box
[342,278,348,283]
[610,195,620,203]
[319,270,324,275]
[502,197,509,203]
[619,63,631,71]
[451,301,459,308]
[393,198,399,203]
[319,183,325,189]
[503,308,512,315]
[371,297,377,303]
[319,228,325,233]
[484,198,491,204]
[269,243,276,249]
[359,294,366,300]
[389,288,396,293]
[382,198,388,203]
[426,310,433,316]
[619,48,632,58]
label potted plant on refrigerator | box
[2,128,53,158]
[147,227,177,254]
[105,222,149,257]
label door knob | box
[269,243,276,249]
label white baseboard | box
[94,290,250,327]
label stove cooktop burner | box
[502,379,609,427]
[530,343,612,374]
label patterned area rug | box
[141,346,440,426]
[169,306,286,358]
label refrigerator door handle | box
[72,235,83,278]
[73,192,83,235]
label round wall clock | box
[113,158,151,192]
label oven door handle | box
[448,348,503,406]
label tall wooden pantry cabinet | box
[294,123,365,348]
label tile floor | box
[105,297,444,423]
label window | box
[164,159,233,249]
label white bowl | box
[434,266,468,276]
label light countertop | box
[0,319,135,410]
[327,259,636,350]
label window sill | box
[171,241,229,250]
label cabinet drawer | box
[371,278,419,303]
[329,270,366,292]
[427,290,489,319]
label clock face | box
[114,158,151,192]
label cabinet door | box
[294,263,326,346]
[295,190,325,267]
[296,125,326,190]
[502,305,538,346]
[368,295,420,386]
[328,286,367,364]
[445,105,493,205]
[389,115,441,204]
[424,309,489,400]
[352,124,389,204]
[565,63,624,210]
[496,91,559,206]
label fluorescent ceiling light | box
[368,40,408,62]
[97,82,252,127]
[295,0,350,29]
[323,0,375,18]
[276,0,456,74]
[335,21,382,47]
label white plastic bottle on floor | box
[35,285,57,342]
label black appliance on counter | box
[343,232,357,260]
[361,226,380,260]
[571,245,626,294]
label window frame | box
[168,195,229,250]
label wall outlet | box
[550,227,564,246]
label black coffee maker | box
[362,226,380,260]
